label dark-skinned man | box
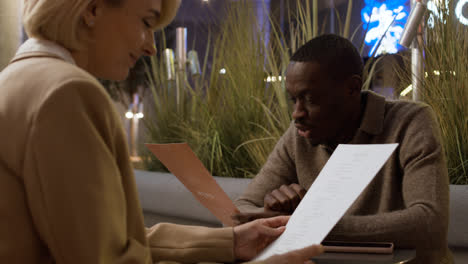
[234,34,452,264]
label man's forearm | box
[327,205,447,249]
[235,200,265,213]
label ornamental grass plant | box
[396,0,467,184]
[142,0,388,178]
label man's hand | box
[265,244,324,264]
[231,210,284,226]
[264,183,306,213]
[233,215,289,261]
[231,184,306,225]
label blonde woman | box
[0,0,322,263]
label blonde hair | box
[22,0,181,51]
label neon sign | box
[455,0,468,26]
[361,0,410,56]
[425,0,467,28]
[427,0,468,27]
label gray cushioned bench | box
[134,170,249,227]
[134,170,468,263]
[447,185,468,263]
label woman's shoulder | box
[5,55,105,99]
[13,55,99,87]
[1,56,111,123]
[29,58,112,115]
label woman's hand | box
[233,215,289,260]
[232,215,323,263]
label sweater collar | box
[358,90,386,135]
[14,38,76,65]
[315,90,387,151]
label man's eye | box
[143,19,151,28]
[289,97,297,103]
[305,95,315,103]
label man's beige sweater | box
[236,91,452,264]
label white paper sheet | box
[254,143,398,260]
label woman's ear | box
[83,0,103,28]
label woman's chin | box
[97,70,129,82]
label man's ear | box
[346,75,362,96]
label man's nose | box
[292,101,306,120]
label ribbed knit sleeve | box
[147,223,235,263]
[235,124,298,212]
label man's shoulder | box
[384,98,434,122]
[379,98,440,141]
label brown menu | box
[145,143,239,226]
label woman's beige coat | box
[0,40,236,264]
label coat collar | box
[11,38,76,65]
